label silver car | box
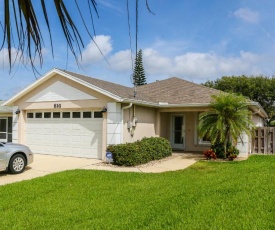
[0,142,34,174]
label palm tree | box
[199,93,255,158]
[1,0,154,72]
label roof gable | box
[26,80,97,102]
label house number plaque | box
[54,104,61,108]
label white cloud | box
[106,47,269,82]
[80,35,112,65]
[171,51,262,80]
[0,48,21,68]
[97,0,124,14]
[108,50,133,71]
[234,8,259,23]
[143,48,173,74]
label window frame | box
[197,112,211,146]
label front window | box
[197,112,211,145]
[199,134,211,145]
[94,111,103,118]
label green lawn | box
[0,155,274,229]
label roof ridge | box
[160,76,222,93]
[59,69,133,90]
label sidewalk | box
[0,153,201,186]
[83,154,199,173]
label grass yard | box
[0,155,274,229]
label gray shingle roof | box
[61,70,220,105]
[136,77,221,104]
[62,70,135,99]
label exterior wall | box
[236,132,250,157]
[102,112,107,160]
[123,105,157,143]
[0,113,12,117]
[12,107,19,143]
[238,114,265,157]
[252,114,265,127]
[107,102,122,145]
[185,112,210,152]
[160,113,170,140]
[160,111,210,152]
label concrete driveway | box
[0,153,199,186]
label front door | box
[0,118,7,142]
[171,115,185,149]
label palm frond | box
[2,0,98,71]
[199,93,255,146]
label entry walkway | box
[0,153,201,186]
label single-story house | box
[2,68,267,159]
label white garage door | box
[26,111,103,159]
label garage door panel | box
[52,134,61,142]
[26,112,103,159]
[62,146,72,154]
[35,133,44,141]
[26,133,35,143]
[72,124,82,130]
[91,148,102,158]
[62,135,71,143]
[36,145,44,153]
[71,135,82,143]
[43,144,52,154]
[51,146,61,153]
[81,135,95,143]
[62,124,72,132]
[85,124,102,131]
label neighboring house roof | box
[0,100,13,114]
[3,68,268,118]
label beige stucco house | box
[2,68,267,159]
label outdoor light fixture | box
[101,106,107,113]
[15,109,21,115]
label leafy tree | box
[133,49,147,86]
[199,93,255,158]
[203,75,275,117]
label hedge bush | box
[107,137,172,166]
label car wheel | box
[9,154,26,174]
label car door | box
[0,143,7,171]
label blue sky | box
[1,0,275,100]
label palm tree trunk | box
[224,129,230,159]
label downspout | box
[121,103,133,142]
[122,103,133,111]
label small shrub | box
[107,137,172,166]
[203,149,217,160]
[203,143,240,160]
[211,143,226,158]
[139,137,172,160]
[226,146,239,160]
